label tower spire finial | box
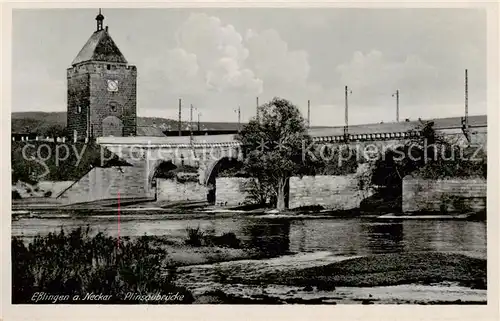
[96,8,104,31]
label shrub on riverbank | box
[11,227,193,304]
[11,141,126,185]
[185,227,241,249]
[185,227,204,247]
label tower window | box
[107,64,111,70]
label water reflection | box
[430,220,487,256]
[12,216,486,259]
[289,220,365,255]
[287,219,486,258]
[238,219,291,257]
[359,222,404,254]
[402,221,434,252]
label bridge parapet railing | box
[311,130,421,143]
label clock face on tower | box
[107,79,119,92]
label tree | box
[236,97,312,211]
[370,120,486,196]
[44,124,67,141]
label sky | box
[12,8,487,126]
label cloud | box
[140,12,323,119]
[246,29,310,87]
[176,13,249,67]
[167,48,199,79]
[172,13,262,95]
[12,9,486,125]
[206,58,263,94]
[336,50,439,105]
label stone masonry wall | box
[67,71,90,140]
[402,177,486,213]
[67,62,137,141]
[215,177,254,206]
[156,179,207,203]
[214,175,372,209]
[57,165,152,204]
[289,175,371,210]
[89,64,137,137]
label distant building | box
[67,10,137,141]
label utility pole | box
[344,86,351,140]
[392,90,400,122]
[190,104,194,144]
[307,99,311,128]
[465,69,469,124]
[462,69,471,142]
[197,112,201,132]
[178,98,182,136]
[234,106,241,132]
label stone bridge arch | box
[132,142,245,203]
[147,159,177,191]
[203,156,246,204]
[196,143,243,183]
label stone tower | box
[67,9,137,141]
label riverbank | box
[14,218,487,304]
[173,251,487,304]
[12,199,485,221]
[144,236,272,267]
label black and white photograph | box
[4,3,496,312]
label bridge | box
[56,115,487,205]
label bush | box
[185,227,204,247]
[360,192,402,213]
[12,190,22,200]
[290,205,325,212]
[211,232,241,249]
[416,145,487,179]
[184,228,242,249]
[176,173,200,184]
[11,227,193,304]
[11,141,127,184]
[368,122,487,202]
[242,178,274,206]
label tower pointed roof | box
[71,11,128,66]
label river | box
[11,213,487,259]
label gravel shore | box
[171,251,487,304]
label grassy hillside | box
[12,112,67,136]
[12,112,243,135]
